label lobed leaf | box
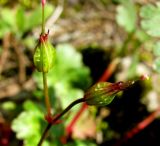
[116,0,136,33]
[140,3,160,37]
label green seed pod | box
[84,81,134,106]
[84,82,117,106]
[33,33,56,73]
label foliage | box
[116,0,136,33]
[140,2,160,73]
[11,100,49,146]
[0,4,53,38]
[115,1,160,75]
[140,3,160,37]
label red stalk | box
[113,107,160,146]
[98,59,119,82]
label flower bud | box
[33,33,56,73]
[84,81,134,106]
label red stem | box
[65,58,119,136]
[98,58,119,82]
[113,107,160,146]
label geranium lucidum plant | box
[34,1,149,146]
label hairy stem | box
[38,98,85,146]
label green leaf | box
[23,100,41,112]
[11,100,44,146]
[11,111,41,142]
[0,8,15,37]
[153,42,160,56]
[116,0,136,32]
[140,3,160,37]
[16,6,25,34]
[1,8,15,27]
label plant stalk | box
[42,0,45,34]
[37,97,85,146]
[43,72,51,116]
[41,0,51,115]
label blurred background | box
[1,0,160,146]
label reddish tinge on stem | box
[42,0,46,6]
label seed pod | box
[33,33,56,73]
[84,81,134,106]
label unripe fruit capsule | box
[84,81,134,106]
[33,33,56,73]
